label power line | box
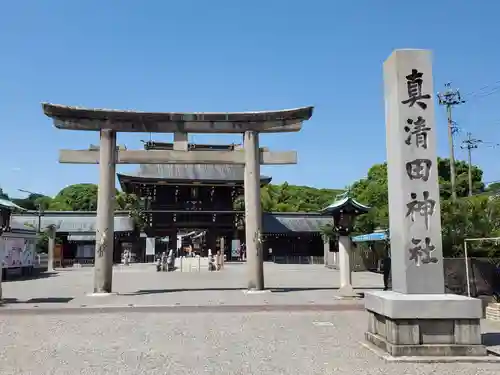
[438,82,465,201]
[465,80,500,95]
[464,80,500,102]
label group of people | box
[156,249,175,271]
[208,249,223,271]
[121,249,132,265]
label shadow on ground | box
[124,286,382,296]
[1,297,74,305]
[483,332,500,347]
[3,272,58,283]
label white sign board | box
[146,237,156,255]
[1,236,36,269]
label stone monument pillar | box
[338,235,354,296]
[47,225,56,272]
[93,129,117,294]
[364,49,486,358]
[146,237,156,262]
[220,236,225,269]
[244,130,264,290]
[323,236,330,266]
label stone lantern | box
[321,193,370,297]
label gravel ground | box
[1,263,499,374]
[1,310,500,375]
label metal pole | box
[447,105,457,201]
[467,135,473,197]
[461,132,482,197]
[47,225,55,272]
[464,240,471,297]
[37,205,42,233]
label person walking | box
[382,246,391,291]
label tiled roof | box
[321,196,370,214]
[10,214,134,233]
[0,198,25,211]
[118,164,271,183]
[263,213,332,234]
[11,212,330,234]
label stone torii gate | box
[42,104,314,295]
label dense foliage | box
[349,158,500,257]
[260,183,343,212]
[3,156,499,258]
[5,183,342,215]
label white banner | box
[146,238,155,255]
[2,237,35,268]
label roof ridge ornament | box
[335,186,353,201]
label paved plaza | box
[1,263,500,374]
[1,263,385,309]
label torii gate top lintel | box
[42,103,314,134]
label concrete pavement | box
[1,263,384,310]
[1,263,500,374]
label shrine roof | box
[0,198,25,211]
[117,164,271,184]
[42,103,314,133]
[320,195,370,215]
[10,212,134,233]
[263,212,332,234]
[11,211,331,235]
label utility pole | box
[438,83,465,201]
[461,133,482,197]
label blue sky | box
[1,0,500,198]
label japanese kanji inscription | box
[385,49,444,293]
[401,69,432,110]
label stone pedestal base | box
[336,285,361,299]
[364,291,486,357]
[87,292,118,297]
[244,289,272,295]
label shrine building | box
[11,141,334,264]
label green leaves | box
[349,158,499,257]
[259,184,343,213]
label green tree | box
[438,159,485,199]
[116,191,146,230]
[441,195,500,257]
[12,193,46,210]
[260,183,343,213]
[486,182,500,193]
[350,163,390,234]
[235,183,343,213]
[50,184,99,211]
[0,188,9,200]
[348,158,500,257]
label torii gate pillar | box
[93,129,116,294]
[244,131,264,290]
